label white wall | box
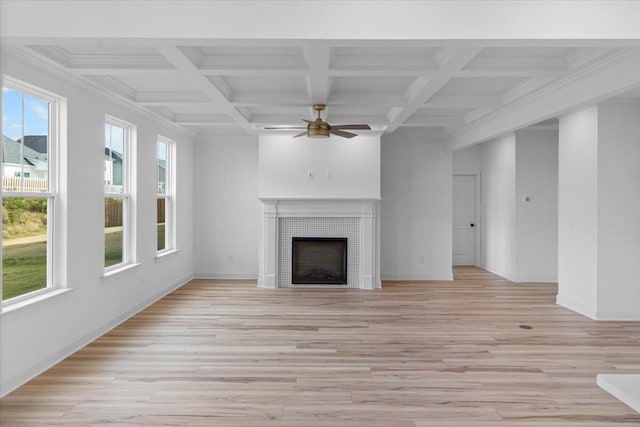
[381,131,452,280]
[514,129,558,282]
[0,52,195,396]
[557,107,599,316]
[258,134,380,199]
[453,144,482,175]
[193,137,260,278]
[596,99,640,318]
[480,134,516,280]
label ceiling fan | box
[265,104,371,139]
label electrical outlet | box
[327,172,333,180]
[227,255,233,263]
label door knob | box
[470,223,475,227]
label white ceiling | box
[2,1,640,144]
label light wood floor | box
[2,267,640,426]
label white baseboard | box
[381,273,454,281]
[595,310,640,321]
[598,374,640,413]
[193,272,258,280]
[478,265,515,282]
[556,293,597,319]
[0,275,192,398]
[512,274,557,283]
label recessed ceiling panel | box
[219,75,307,94]
[331,76,414,95]
[440,77,525,94]
[332,46,439,71]
[182,45,306,70]
[111,74,202,93]
[28,44,175,70]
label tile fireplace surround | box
[258,198,380,290]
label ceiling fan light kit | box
[265,104,371,139]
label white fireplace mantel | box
[258,198,381,290]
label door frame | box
[452,173,481,267]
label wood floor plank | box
[1,267,639,426]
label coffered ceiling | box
[2,1,640,146]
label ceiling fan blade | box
[302,119,313,123]
[292,131,308,138]
[330,124,371,130]
[264,126,306,130]
[330,129,357,139]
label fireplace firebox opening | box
[291,237,347,284]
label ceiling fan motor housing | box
[308,119,330,138]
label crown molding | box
[448,47,640,149]
[1,46,196,140]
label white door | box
[452,175,477,266]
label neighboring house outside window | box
[2,77,62,302]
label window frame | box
[156,135,175,255]
[1,76,61,306]
[103,116,136,273]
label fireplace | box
[292,237,347,284]
[258,198,380,289]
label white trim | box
[381,274,454,281]
[154,248,179,263]
[1,77,63,302]
[556,293,597,320]
[101,262,141,285]
[597,374,640,414]
[2,48,194,140]
[103,117,136,270]
[594,310,640,321]
[0,288,74,319]
[156,135,175,253]
[0,274,192,398]
[479,264,516,282]
[259,198,380,290]
[193,273,258,280]
[512,274,557,283]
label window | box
[156,136,174,253]
[2,78,60,302]
[104,117,135,270]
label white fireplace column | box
[258,198,380,290]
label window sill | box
[155,249,179,263]
[1,288,75,320]
[101,263,141,285]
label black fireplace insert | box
[291,237,347,284]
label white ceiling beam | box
[385,47,482,132]
[424,94,501,109]
[134,92,212,105]
[449,48,640,151]
[231,94,310,107]
[155,45,255,135]
[4,2,640,40]
[454,70,564,78]
[199,55,307,72]
[403,115,465,127]
[303,42,332,105]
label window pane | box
[157,142,167,195]
[157,197,166,251]
[2,197,48,300]
[2,88,50,193]
[104,198,124,267]
[104,123,124,194]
